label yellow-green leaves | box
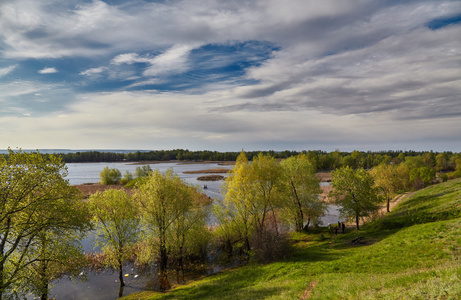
[330,166,382,230]
[88,189,139,288]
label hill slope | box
[123,178,461,299]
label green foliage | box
[135,165,153,178]
[25,230,88,299]
[219,152,316,262]
[280,154,325,231]
[330,166,382,230]
[88,189,140,288]
[409,166,436,190]
[371,163,406,212]
[0,149,89,299]
[135,169,210,288]
[99,166,122,185]
[120,170,134,185]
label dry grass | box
[315,172,332,182]
[197,175,225,181]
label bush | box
[120,170,134,185]
[99,167,121,185]
[251,228,293,263]
[135,165,152,178]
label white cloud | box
[0,65,16,77]
[111,53,148,65]
[79,67,106,76]
[143,44,195,77]
[38,67,58,74]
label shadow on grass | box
[154,267,284,300]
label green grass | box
[123,178,461,299]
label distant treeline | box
[5,149,457,172]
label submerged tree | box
[169,190,211,283]
[26,228,87,300]
[330,166,382,230]
[88,189,140,293]
[280,154,325,231]
[0,149,88,299]
[135,169,207,290]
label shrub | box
[135,165,152,178]
[99,167,121,185]
[120,170,134,185]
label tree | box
[88,189,140,294]
[409,167,435,189]
[220,151,255,253]
[249,153,284,237]
[0,150,87,298]
[280,154,324,231]
[26,228,87,300]
[169,190,211,283]
[371,163,404,213]
[135,165,152,178]
[435,153,449,172]
[135,169,203,290]
[99,166,121,185]
[329,166,382,230]
[120,170,134,185]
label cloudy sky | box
[1,0,460,152]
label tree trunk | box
[40,283,48,300]
[291,180,304,232]
[303,216,311,232]
[387,196,390,213]
[355,214,360,231]
[119,262,125,287]
[118,243,125,288]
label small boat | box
[203,185,208,189]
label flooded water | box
[65,161,229,200]
[29,162,340,300]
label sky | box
[1,0,461,152]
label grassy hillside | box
[123,178,461,299]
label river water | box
[27,162,341,300]
[66,161,228,200]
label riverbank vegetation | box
[1,148,461,299]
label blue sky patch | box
[426,14,461,30]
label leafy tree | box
[0,150,86,298]
[26,228,87,300]
[135,165,152,178]
[120,170,134,185]
[88,189,140,292]
[169,191,211,283]
[409,167,435,189]
[371,163,404,213]
[435,153,450,172]
[221,151,255,252]
[135,169,203,290]
[249,153,284,237]
[280,154,324,231]
[330,166,382,230]
[99,166,121,185]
